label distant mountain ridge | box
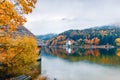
[36,33,57,40]
[46,25,120,46]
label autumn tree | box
[0,35,38,65]
[91,37,100,45]
[0,0,37,31]
[115,38,120,46]
[0,0,39,79]
[84,39,91,44]
[0,35,39,79]
[0,0,38,64]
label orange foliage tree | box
[115,38,120,46]
[0,0,38,66]
[91,37,100,45]
[0,35,39,78]
[0,0,37,31]
[0,35,38,66]
[84,39,91,44]
[0,1,39,78]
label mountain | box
[15,26,36,37]
[0,26,36,37]
[36,33,57,40]
[46,25,120,46]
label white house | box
[66,40,72,46]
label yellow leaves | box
[116,48,120,57]
[116,38,120,43]
[0,0,26,30]
[0,9,4,14]
[0,34,39,77]
[0,0,4,3]
[91,37,100,45]
[0,34,38,67]
[84,39,91,44]
[56,35,65,40]
[17,0,37,14]
[115,38,120,46]
[116,52,120,57]
[0,0,37,31]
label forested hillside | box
[46,25,120,46]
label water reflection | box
[116,48,120,56]
[43,47,120,65]
[41,47,120,80]
[65,47,72,54]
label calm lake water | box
[41,47,120,80]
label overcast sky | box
[25,0,120,35]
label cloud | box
[25,0,120,35]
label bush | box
[0,35,39,78]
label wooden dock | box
[12,75,31,80]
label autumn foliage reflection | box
[44,47,120,65]
[116,48,120,57]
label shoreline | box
[47,45,116,49]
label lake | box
[41,47,120,80]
